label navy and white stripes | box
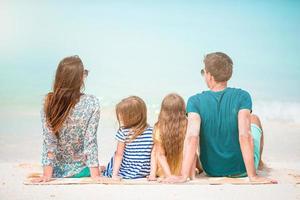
[103,127,153,179]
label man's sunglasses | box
[201,68,205,76]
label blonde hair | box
[116,96,148,141]
[155,93,187,172]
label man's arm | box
[238,110,277,183]
[238,109,256,178]
[181,113,200,180]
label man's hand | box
[249,176,277,184]
[159,175,188,184]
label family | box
[32,52,276,184]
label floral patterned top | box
[41,94,100,178]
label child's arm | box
[148,144,158,181]
[156,142,172,178]
[112,141,125,180]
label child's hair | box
[116,96,148,141]
[155,93,187,170]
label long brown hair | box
[155,93,187,171]
[44,55,85,135]
[116,96,148,141]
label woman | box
[33,55,100,182]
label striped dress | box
[103,126,153,179]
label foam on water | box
[254,101,300,123]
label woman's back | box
[41,94,100,177]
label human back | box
[188,87,251,176]
[39,55,100,180]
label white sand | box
[0,109,300,200]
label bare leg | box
[251,114,264,169]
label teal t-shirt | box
[186,87,252,176]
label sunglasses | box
[84,69,89,77]
[201,68,205,76]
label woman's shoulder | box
[80,94,100,107]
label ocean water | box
[1,0,300,127]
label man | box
[165,52,276,183]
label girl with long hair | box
[148,93,200,180]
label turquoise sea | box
[1,1,300,128]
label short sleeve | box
[186,95,200,115]
[239,90,252,112]
[115,128,126,143]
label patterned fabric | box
[103,127,153,179]
[41,94,100,178]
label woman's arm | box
[89,167,100,178]
[31,166,53,183]
[32,109,57,183]
[112,141,125,179]
[84,103,101,178]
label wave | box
[148,101,300,123]
[253,101,300,123]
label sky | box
[1,0,300,109]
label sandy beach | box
[0,107,299,200]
